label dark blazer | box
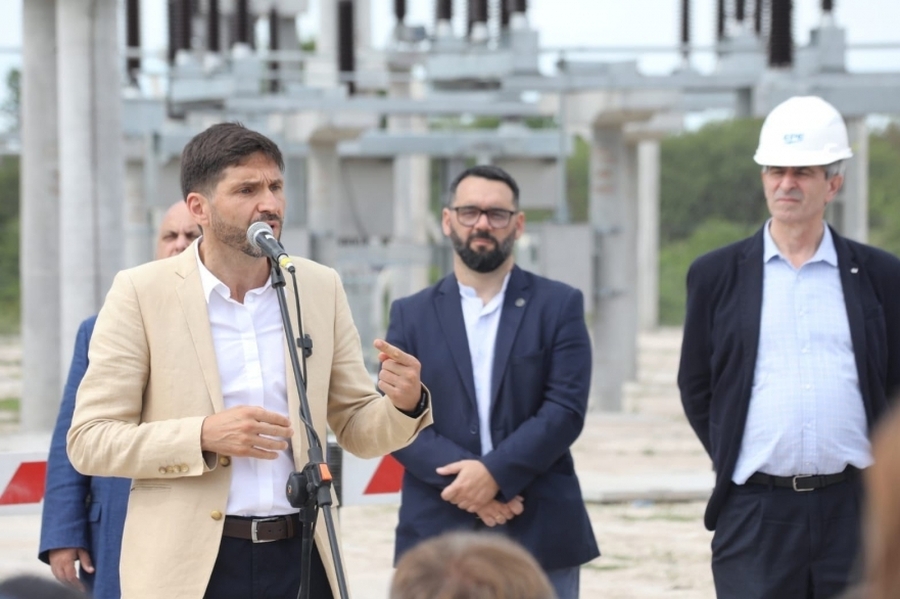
[387,266,599,571]
[678,225,900,531]
[39,316,130,599]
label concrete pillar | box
[124,158,152,268]
[307,141,340,264]
[57,0,125,383]
[20,0,60,432]
[389,80,431,301]
[355,0,372,53]
[838,117,868,242]
[636,140,660,331]
[283,155,308,229]
[306,0,338,88]
[319,0,337,57]
[589,125,639,411]
[555,92,570,223]
[390,154,431,297]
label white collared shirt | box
[195,241,296,516]
[459,273,511,456]
[732,221,872,483]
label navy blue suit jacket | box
[39,316,130,599]
[678,225,900,531]
[387,266,599,571]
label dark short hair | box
[180,122,285,199]
[448,165,520,208]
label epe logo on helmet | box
[783,133,803,144]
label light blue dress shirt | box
[732,221,872,484]
[459,272,511,456]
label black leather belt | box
[746,467,855,492]
[223,514,300,543]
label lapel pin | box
[515,298,526,308]
[851,267,859,274]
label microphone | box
[247,221,296,273]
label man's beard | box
[449,228,515,273]
[209,209,282,259]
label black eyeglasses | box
[450,206,517,228]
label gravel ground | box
[340,500,714,599]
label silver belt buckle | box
[251,517,280,543]
[792,474,814,492]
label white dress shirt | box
[459,273,511,456]
[195,242,296,516]
[732,222,872,484]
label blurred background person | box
[390,532,557,599]
[0,574,89,599]
[861,405,900,599]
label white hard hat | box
[753,96,853,167]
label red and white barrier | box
[339,453,404,506]
[0,448,403,513]
[0,452,47,515]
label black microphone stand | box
[269,261,350,599]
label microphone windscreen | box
[246,221,274,249]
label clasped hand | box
[437,459,525,526]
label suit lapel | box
[174,242,225,413]
[739,229,765,385]
[833,229,869,403]
[434,275,478,409]
[491,266,530,403]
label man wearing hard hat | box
[678,96,900,598]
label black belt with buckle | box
[746,467,855,492]
[223,514,300,543]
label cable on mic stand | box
[269,259,350,599]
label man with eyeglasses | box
[384,165,599,599]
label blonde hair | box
[390,532,557,599]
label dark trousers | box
[204,533,334,599]
[712,474,864,599]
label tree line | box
[656,118,900,324]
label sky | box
[1,0,900,128]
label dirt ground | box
[340,500,714,599]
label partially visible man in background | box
[679,96,900,598]
[39,201,200,597]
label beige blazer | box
[67,242,431,599]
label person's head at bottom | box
[390,532,557,599]
[0,574,87,599]
[862,405,900,599]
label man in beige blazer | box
[67,123,432,599]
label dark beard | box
[450,229,515,273]
[209,211,282,259]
